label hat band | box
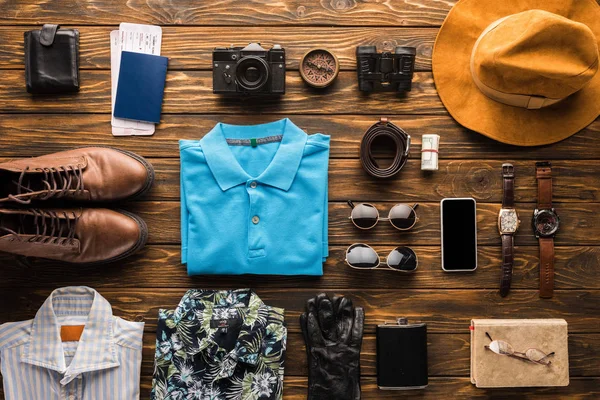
[470,16,564,110]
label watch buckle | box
[502,163,515,177]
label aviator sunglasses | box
[348,201,419,230]
[345,243,418,272]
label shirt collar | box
[201,118,308,192]
[173,289,268,375]
[21,286,119,384]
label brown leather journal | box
[470,319,569,388]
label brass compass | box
[299,48,340,88]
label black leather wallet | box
[376,317,428,390]
[24,24,80,94]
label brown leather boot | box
[0,147,154,204]
[0,208,147,264]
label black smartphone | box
[440,198,477,271]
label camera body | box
[356,46,416,92]
[213,43,286,95]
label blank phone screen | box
[441,199,477,271]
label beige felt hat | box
[432,0,600,146]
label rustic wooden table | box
[1,1,599,399]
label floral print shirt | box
[151,289,287,400]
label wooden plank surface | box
[2,245,599,290]
[0,70,445,114]
[0,26,436,71]
[1,115,598,160]
[0,1,456,26]
[1,1,599,399]
[2,289,600,335]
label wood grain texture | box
[2,158,599,203]
[75,201,600,246]
[2,245,599,290]
[136,158,600,203]
[3,378,600,400]
[260,377,600,399]
[1,289,599,334]
[2,1,600,399]
[1,115,599,160]
[0,70,445,114]
[0,0,456,26]
[0,26,436,71]
[34,200,592,246]
[140,332,600,378]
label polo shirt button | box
[252,216,260,224]
[250,181,258,189]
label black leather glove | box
[300,293,364,400]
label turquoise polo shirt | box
[180,118,329,275]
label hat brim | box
[432,0,600,146]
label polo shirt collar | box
[20,286,119,385]
[201,118,308,192]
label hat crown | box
[473,10,599,101]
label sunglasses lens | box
[388,204,416,230]
[387,247,418,271]
[489,340,514,356]
[346,244,379,268]
[351,204,379,229]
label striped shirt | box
[0,286,144,400]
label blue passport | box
[114,51,168,124]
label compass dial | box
[300,49,340,88]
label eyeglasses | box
[484,332,554,366]
[348,201,419,230]
[345,243,418,272]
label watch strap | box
[502,163,515,208]
[536,162,552,210]
[500,234,514,297]
[539,237,555,298]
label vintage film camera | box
[213,43,286,95]
[356,46,416,92]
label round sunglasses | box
[345,243,418,272]
[348,201,419,231]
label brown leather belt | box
[360,117,410,178]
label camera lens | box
[236,56,270,92]
[244,67,261,83]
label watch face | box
[300,49,340,88]
[499,209,519,233]
[533,209,560,237]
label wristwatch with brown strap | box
[497,164,519,297]
[533,162,560,298]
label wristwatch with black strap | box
[533,162,560,298]
[497,163,520,297]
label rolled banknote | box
[421,134,440,171]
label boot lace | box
[8,164,85,204]
[0,209,79,246]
